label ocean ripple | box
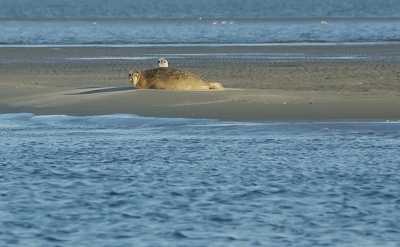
[1,114,400,246]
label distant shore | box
[1,44,399,121]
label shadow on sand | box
[67,87,135,95]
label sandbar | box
[1,44,399,121]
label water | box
[2,1,400,246]
[1,113,400,246]
[1,0,399,19]
[0,0,400,45]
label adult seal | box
[129,67,224,90]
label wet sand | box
[1,44,399,121]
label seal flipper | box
[208,82,224,90]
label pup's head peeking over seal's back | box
[129,70,141,87]
[158,58,168,67]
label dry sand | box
[0,44,399,121]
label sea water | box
[1,114,400,246]
[0,0,400,45]
[1,1,400,246]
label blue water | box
[1,0,399,19]
[2,1,400,246]
[0,0,400,45]
[1,18,400,45]
[1,114,400,246]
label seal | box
[129,67,224,90]
[158,58,168,67]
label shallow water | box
[1,18,399,45]
[1,0,400,45]
[1,114,400,246]
[1,0,399,19]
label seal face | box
[158,58,168,67]
[129,67,223,90]
[129,70,141,87]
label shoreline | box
[2,41,400,48]
[1,88,399,122]
[1,44,399,121]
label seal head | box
[129,70,141,87]
[158,58,168,67]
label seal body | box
[129,67,224,90]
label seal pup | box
[158,58,168,67]
[129,67,223,90]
